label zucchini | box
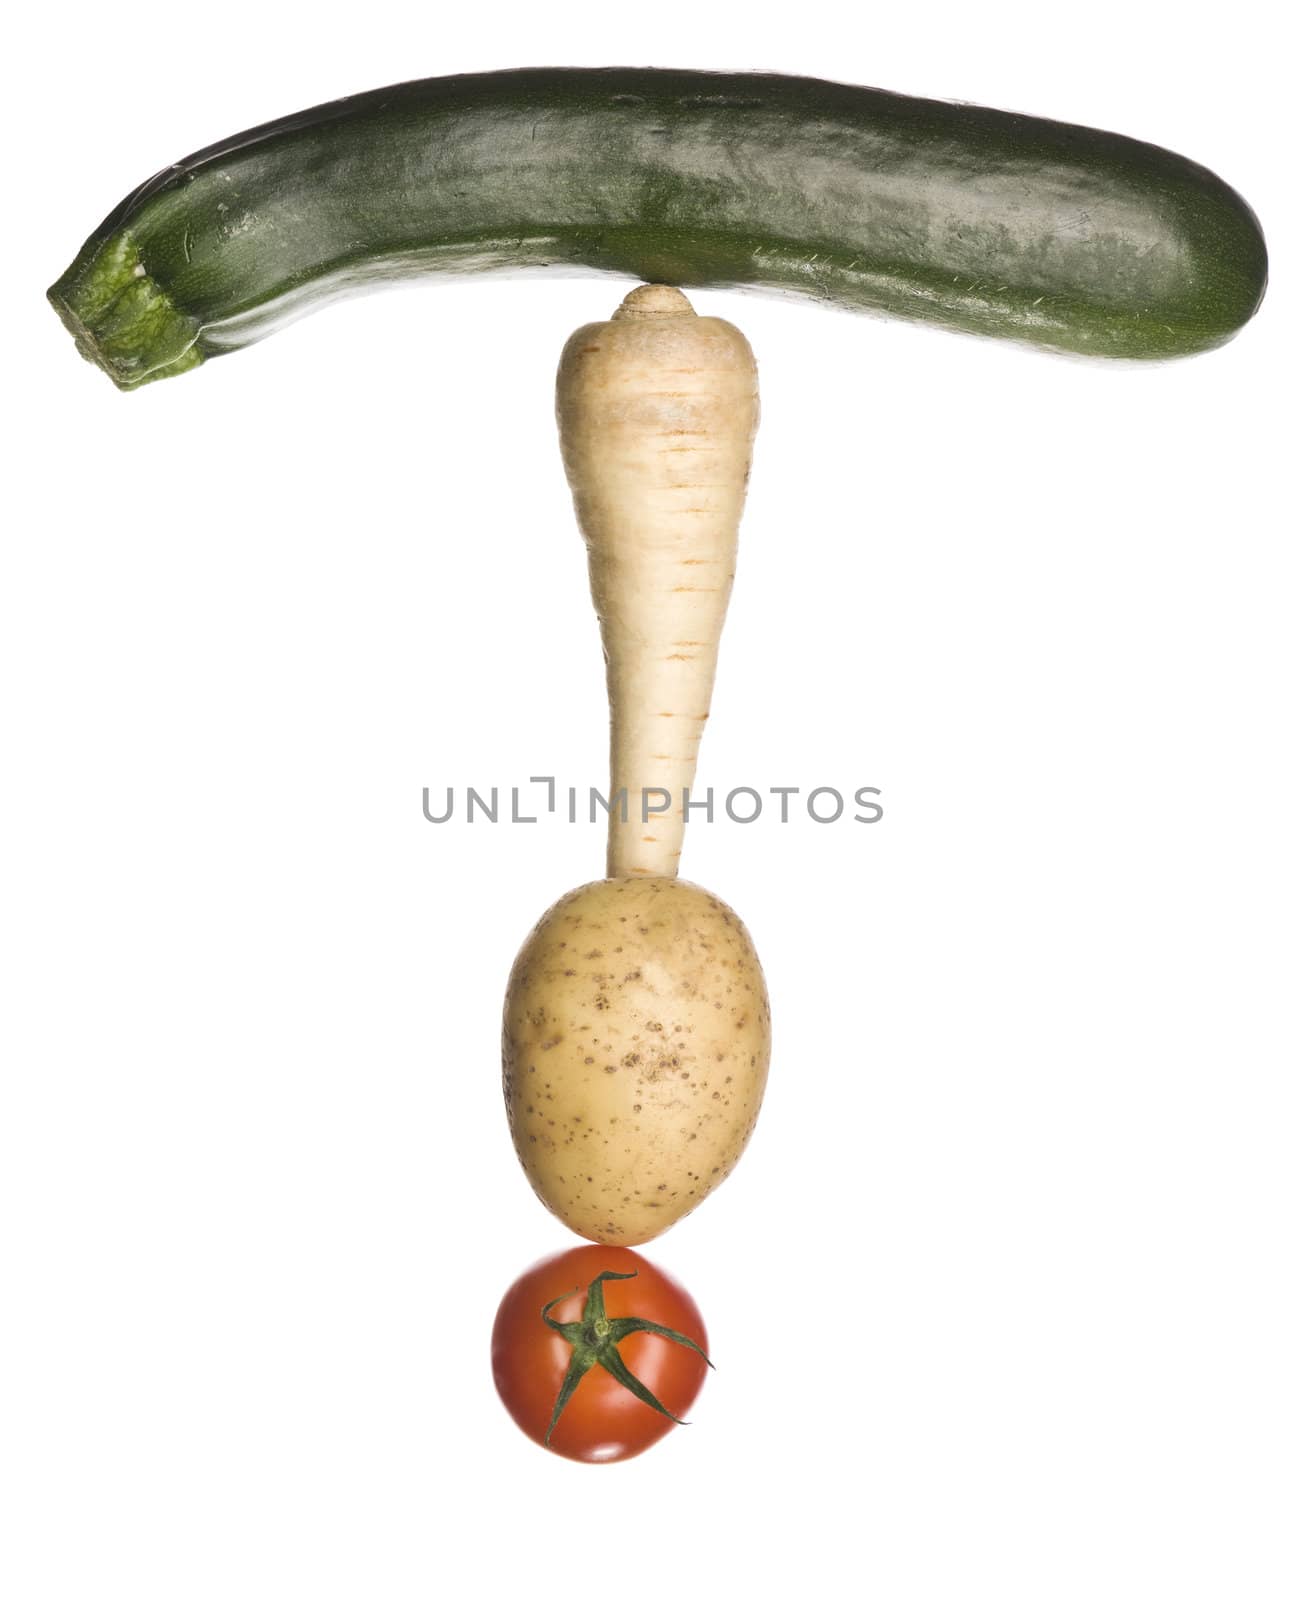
[48,67,1267,387]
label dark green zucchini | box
[48,67,1267,387]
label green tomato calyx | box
[540,1269,712,1446]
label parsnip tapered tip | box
[613,283,696,320]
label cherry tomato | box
[491,1244,710,1464]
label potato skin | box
[503,877,770,1244]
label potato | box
[503,876,770,1244]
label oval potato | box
[503,877,770,1244]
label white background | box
[2,6,1293,1597]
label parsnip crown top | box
[613,284,695,321]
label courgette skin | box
[48,68,1267,387]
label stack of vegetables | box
[48,65,1266,1464]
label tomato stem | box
[539,1269,711,1446]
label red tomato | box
[491,1244,710,1464]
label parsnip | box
[556,284,759,878]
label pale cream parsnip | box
[556,284,759,878]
